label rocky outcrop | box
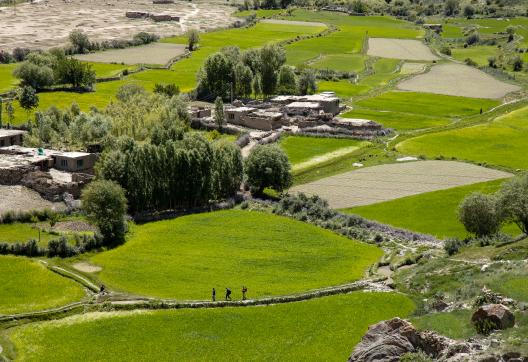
[472,304,515,332]
[348,318,474,362]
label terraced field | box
[89,210,382,299]
[7,292,414,361]
[0,256,85,315]
[397,105,528,170]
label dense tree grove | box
[198,44,311,100]
[96,133,243,213]
[13,51,96,90]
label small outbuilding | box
[224,106,257,126]
[53,152,96,172]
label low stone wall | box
[0,166,36,185]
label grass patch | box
[0,256,85,314]
[85,62,136,78]
[491,277,528,302]
[8,292,414,361]
[411,310,475,340]
[355,91,499,119]
[342,179,517,239]
[0,223,58,246]
[0,63,18,93]
[90,210,382,299]
[397,105,528,170]
[311,54,366,73]
[341,108,452,131]
[280,135,366,165]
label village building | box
[242,111,284,131]
[0,129,26,147]
[224,106,258,126]
[270,92,341,115]
[284,101,322,116]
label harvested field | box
[74,43,186,65]
[397,63,521,99]
[400,62,426,74]
[0,185,64,214]
[367,38,439,61]
[290,160,512,209]
[0,0,234,51]
[260,19,326,27]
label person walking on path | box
[212,288,216,302]
[242,286,248,300]
[225,288,232,301]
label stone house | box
[242,111,283,131]
[53,152,96,173]
[271,92,341,115]
[284,101,322,116]
[224,106,257,126]
[0,129,26,147]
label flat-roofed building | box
[0,130,26,147]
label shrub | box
[466,32,480,45]
[444,237,465,255]
[245,144,292,195]
[153,83,180,97]
[440,46,452,56]
[186,29,200,51]
[458,192,501,237]
[69,29,91,54]
[512,56,523,71]
[463,4,475,17]
[488,56,497,68]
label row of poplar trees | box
[96,130,243,214]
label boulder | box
[472,304,515,332]
[348,318,473,362]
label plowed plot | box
[367,38,439,60]
[291,161,512,209]
[397,63,521,99]
[74,43,186,65]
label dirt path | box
[292,145,364,172]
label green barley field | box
[0,256,85,314]
[397,105,528,170]
[8,292,415,361]
[342,179,517,239]
[89,210,382,299]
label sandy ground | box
[260,19,326,27]
[0,185,65,213]
[0,0,235,51]
[72,262,102,273]
[291,160,512,209]
[367,38,439,61]
[74,42,186,64]
[53,220,97,233]
[397,63,521,99]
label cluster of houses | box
[191,92,388,138]
[0,130,96,200]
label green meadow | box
[8,292,415,361]
[280,135,367,165]
[0,223,59,246]
[341,108,452,131]
[451,46,499,67]
[86,62,136,78]
[342,179,517,239]
[0,256,85,314]
[397,105,528,170]
[411,310,475,340]
[90,210,382,299]
[310,53,366,73]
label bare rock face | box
[348,318,471,362]
[472,304,515,331]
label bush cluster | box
[0,47,31,64]
[0,233,104,258]
[65,30,159,55]
[0,209,59,224]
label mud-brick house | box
[53,152,96,173]
[224,106,258,126]
[0,130,26,147]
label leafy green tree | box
[5,100,15,125]
[277,65,297,95]
[497,173,528,234]
[212,140,243,199]
[13,61,55,89]
[234,63,253,98]
[54,56,96,89]
[199,52,233,99]
[458,192,501,237]
[69,29,91,54]
[444,0,459,16]
[259,44,286,97]
[17,86,39,120]
[463,4,475,18]
[0,97,3,128]
[245,144,292,195]
[512,56,524,71]
[214,97,225,130]
[350,0,368,14]
[297,69,317,95]
[82,179,127,241]
[252,73,262,99]
[187,29,200,51]
[153,83,180,97]
[116,83,146,102]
